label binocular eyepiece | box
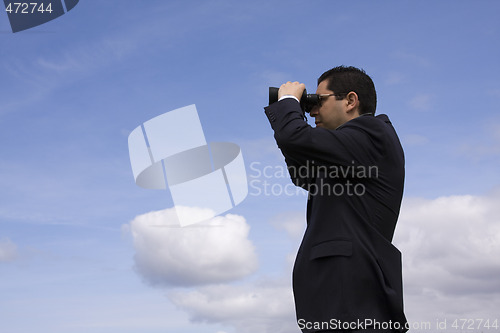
[269,87,320,113]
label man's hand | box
[278,81,306,101]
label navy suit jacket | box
[265,98,408,332]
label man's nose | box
[309,105,319,116]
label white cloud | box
[395,192,500,323]
[0,238,18,262]
[126,207,258,287]
[168,192,500,331]
[168,279,297,333]
[130,192,500,332]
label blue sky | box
[1,1,500,332]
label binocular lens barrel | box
[268,87,319,113]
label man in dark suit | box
[264,66,408,333]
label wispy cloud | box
[0,237,18,262]
[487,88,500,97]
[402,134,430,146]
[409,93,433,111]
[384,71,406,85]
[459,142,500,160]
[392,50,432,68]
[457,120,500,159]
[0,2,203,116]
[269,211,306,241]
[490,122,500,141]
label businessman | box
[264,66,408,332]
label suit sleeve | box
[264,98,375,169]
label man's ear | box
[345,91,360,114]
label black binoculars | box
[269,87,320,113]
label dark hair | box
[317,66,377,115]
